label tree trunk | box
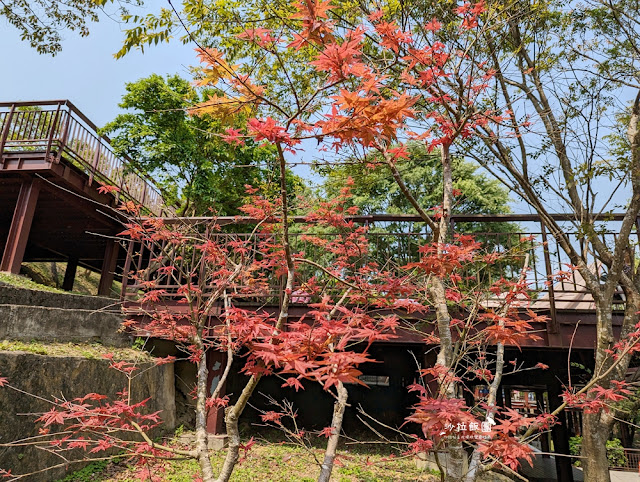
[582,411,614,482]
[435,143,466,481]
[216,373,261,482]
[318,382,349,482]
[217,404,241,482]
[195,351,216,482]
[580,304,617,482]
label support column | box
[503,386,513,409]
[206,350,228,435]
[535,389,551,458]
[548,380,574,481]
[1,179,40,273]
[97,239,119,296]
[62,256,78,291]
[423,350,439,397]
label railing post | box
[55,108,72,164]
[0,103,16,164]
[540,221,559,334]
[44,103,62,161]
[88,143,102,186]
[141,183,148,207]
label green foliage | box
[132,337,147,351]
[320,143,511,219]
[314,143,529,281]
[173,424,185,438]
[101,74,283,216]
[56,458,112,481]
[63,434,438,481]
[114,0,359,102]
[5,262,119,297]
[569,436,627,468]
[0,271,66,294]
[0,340,155,361]
[318,142,517,246]
[1,0,141,55]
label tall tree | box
[442,2,640,480]
[181,2,552,479]
[111,0,640,479]
[319,142,512,221]
[102,74,281,216]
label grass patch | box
[0,271,67,294]
[63,432,439,482]
[57,459,113,482]
[0,340,154,361]
[0,262,122,298]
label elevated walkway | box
[0,100,166,294]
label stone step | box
[0,303,129,347]
[0,283,121,312]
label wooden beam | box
[97,240,119,296]
[62,255,78,291]
[1,178,41,273]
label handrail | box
[146,213,631,225]
[119,219,632,315]
[0,100,166,214]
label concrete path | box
[519,453,640,481]
[519,454,583,481]
[611,471,640,482]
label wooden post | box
[62,256,78,291]
[1,179,41,274]
[535,389,551,458]
[206,350,228,434]
[44,103,62,161]
[88,143,102,186]
[55,110,72,164]
[548,379,574,481]
[503,386,513,409]
[0,104,16,166]
[98,239,119,296]
[540,222,559,334]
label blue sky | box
[0,11,322,183]
[0,7,195,127]
[0,9,630,215]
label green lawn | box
[0,262,122,298]
[61,434,439,482]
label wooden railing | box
[0,100,165,214]
[119,214,632,315]
[612,448,640,472]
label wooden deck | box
[0,100,166,294]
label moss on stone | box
[0,340,154,361]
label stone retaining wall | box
[0,351,175,481]
[0,304,130,346]
[0,284,119,312]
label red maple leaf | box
[36,408,66,427]
[318,426,336,438]
[97,184,120,194]
[221,127,245,146]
